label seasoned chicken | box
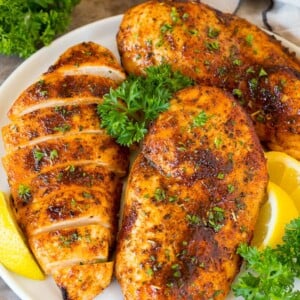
[52,262,114,300]
[44,41,125,82]
[117,0,300,160]
[1,42,129,300]
[7,74,118,120]
[2,104,104,151]
[2,132,128,184]
[232,66,300,160]
[17,188,120,236]
[30,224,112,273]
[116,86,268,299]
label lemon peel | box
[265,151,300,212]
[252,181,299,249]
[0,191,45,280]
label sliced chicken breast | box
[2,42,129,300]
[29,224,112,273]
[3,132,129,185]
[45,41,126,83]
[10,164,122,213]
[52,262,114,300]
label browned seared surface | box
[52,262,114,300]
[29,224,112,273]
[117,0,300,159]
[2,104,103,152]
[17,188,120,237]
[1,42,129,300]
[116,86,268,300]
[45,41,126,82]
[10,164,122,213]
[2,132,128,184]
[7,74,118,120]
[232,66,300,160]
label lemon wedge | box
[265,151,300,212]
[251,181,299,249]
[0,191,45,280]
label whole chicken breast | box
[116,85,268,299]
[117,0,300,160]
[1,42,129,300]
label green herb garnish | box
[186,214,201,226]
[18,184,31,202]
[33,149,45,162]
[207,206,225,232]
[154,188,166,202]
[205,41,220,51]
[97,64,193,146]
[207,26,220,38]
[245,34,254,46]
[53,124,71,133]
[0,0,80,58]
[233,217,300,299]
[49,149,58,161]
[192,110,210,127]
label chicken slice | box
[29,224,112,273]
[2,132,129,185]
[2,104,103,152]
[116,86,268,300]
[7,74,117,119]
[1,42,130,299]
[52,262,114,300]
[10,164,122,216]
[16,188,119,237]
[45,41,125,83]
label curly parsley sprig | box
[97,64,194,146]
[233,217,300,299]
[0,0,80,58]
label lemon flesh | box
[0,191,45,280]
[252,181,299,249]
[265,151,300,212]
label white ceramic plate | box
[0,14,299,300]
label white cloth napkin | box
[266,0,300,45]
[202,0,300,46]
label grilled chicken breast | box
[1,42,129,300]
[116,86,268,299]
[117,0,300,160]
